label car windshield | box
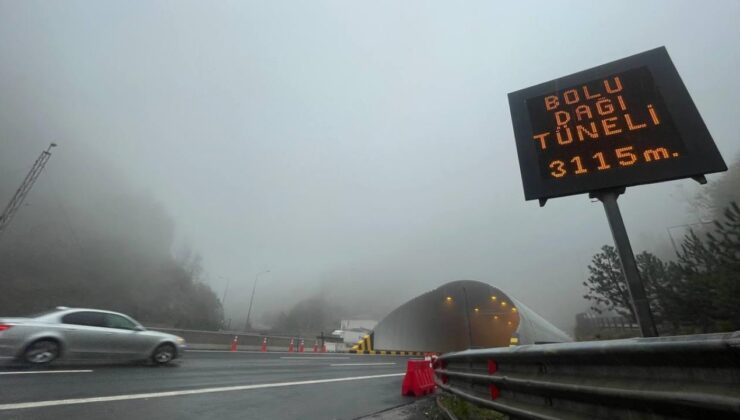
[1,2,738,419]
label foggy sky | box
[1,0,739,332]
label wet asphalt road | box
[0,351,415,419]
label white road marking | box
[280,356,350,360]
[0,373,406,411]
[330,363,396,367]
[0,370,93,376]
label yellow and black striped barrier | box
[509,335,519,347]
[350,334,373,353]
[351,349,427,356]
[348,334,427,356]
[348,333,520,354]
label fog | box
[1,1,739,333]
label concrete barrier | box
[147,327,333,352]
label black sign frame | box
[508,47,727,202]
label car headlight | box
[176,337,186,344]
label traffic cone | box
[230,336,238,352]
[261,337,267,352]
[288,338,294,353]
[298,339,305,353]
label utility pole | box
[244,270,270,331]
[0,143,57,240]
[666,221,715,255]
[220,276,231,305]
[219,276,231,330]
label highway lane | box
[0,351,415,419]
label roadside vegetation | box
[583,155,740,334]
[0,149,222,329]
[436,394,507,420]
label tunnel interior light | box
[493,315,499,320]
[512,307,517,313]
[445,296,453,302]
[474,307,480,312]
[501,301,507,307]
[490,296,497,301]
[507,321,512,326]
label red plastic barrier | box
[402,359,437,397]
[288,338,294,353]
[261,337,267,352]
[230,336,238,352]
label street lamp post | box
[219,276,231,330]
[220,276,231,306]
[244,270,270,331]
[666,220,714,255]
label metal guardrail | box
[433,331,740,419]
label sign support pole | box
[590,188,658,337]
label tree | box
[674,202,740,331]
[696,154,740,220]
[583,246,681,329]
[635,252,676,327]
[582,245,636,321]
[708,202,740,329]
[269,296,346,335]
[584,202,740,335]
[0,148,223,330]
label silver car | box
[0,307,186,365]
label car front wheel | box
[151,343,176,365]
[24,340,60,365]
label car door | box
[60,311,112,359]
[102,313,152,358]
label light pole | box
[219,276,231,330]
[666,220,714,255]
[244,270,270,331]
[220,276,231,305]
